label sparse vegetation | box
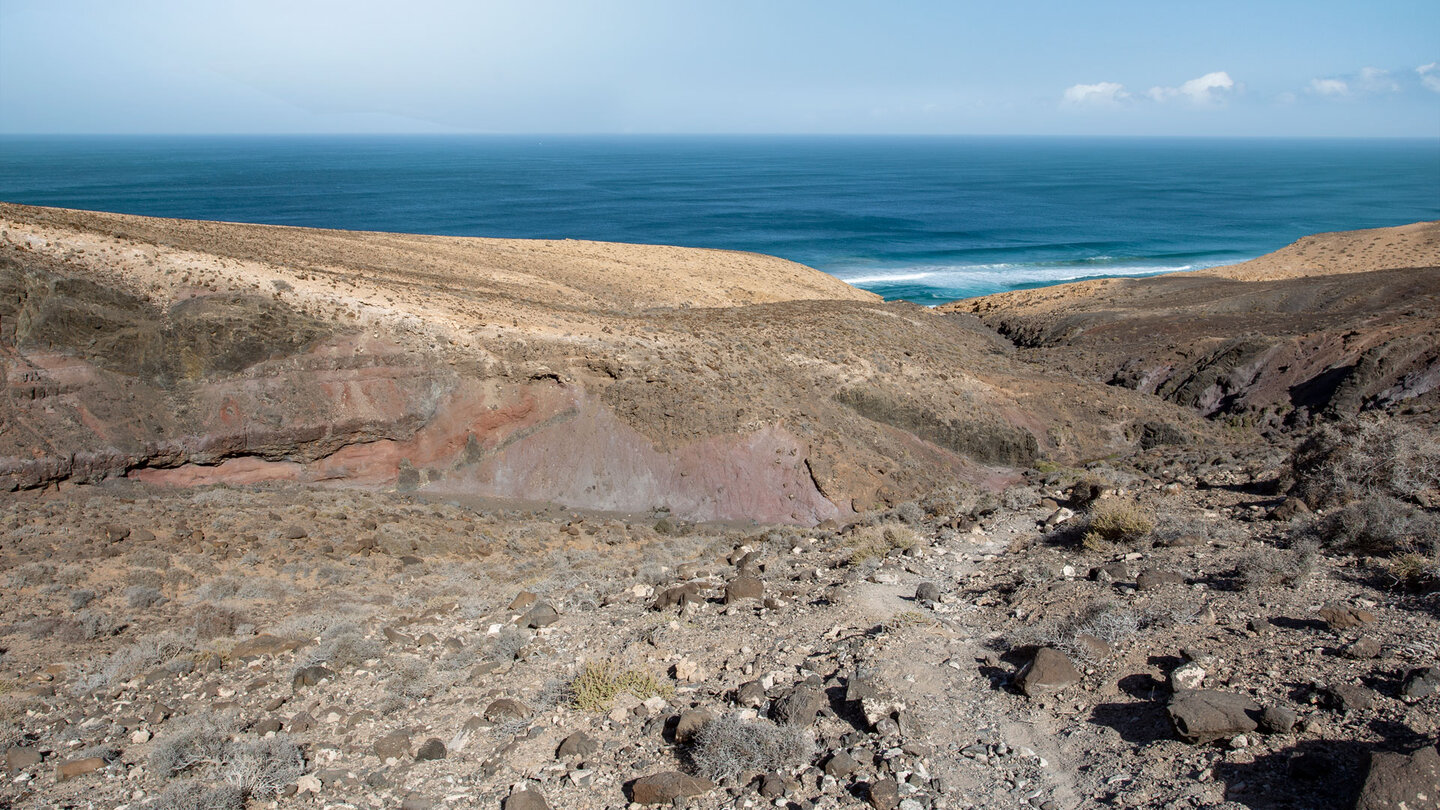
[149,713,303,801]
[566,661,672,712]
[845,523,920,565]
[1308,496,1440,557]
[1237,540,1320,589]
[686,714,815,782]
[1080,500,1154,550]
[1288,416,1440,508]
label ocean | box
[1,135,1437,304]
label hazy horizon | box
[2,1,1437,138]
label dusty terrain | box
[1,209,1437,810]
[946,223,1440,428]
[0,203,1197,520]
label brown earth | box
[0,209,1437,810]
[0,203,1204,523]
[945,222,1440,428]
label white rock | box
[130,729,151,744]
[1170,662,1206,691]
[295,774,322,795]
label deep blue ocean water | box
[1,135,1437,304]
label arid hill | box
[0,204,1198,523]
[946,222,1440,429]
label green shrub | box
[567,661,671,712]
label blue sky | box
[1,0,1437,136]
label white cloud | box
[1062,81,1130,106]
[1147,71,1236,104]
[1309,78,1350,96]
[1419,63,1440,93]
[1357,67,1399,93]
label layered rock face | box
[0,204,1191,522]
[947,222,1440,428]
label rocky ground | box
[1,209,1438,809]
[2,427,1437,810]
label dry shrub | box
[1237,540,1320,589]
[1081,500,1154,550]
[149,713,303,802]
[845,523,920,565]
[187,603,246,640]
[687,713,815,782]
[1289,417,1440,508]
[1310,496,1440,557]
[1021,600,1139,663]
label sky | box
[1,0,1437,136]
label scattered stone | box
[508,592,538,611]
[292,665,336,689]
[281,525,308,539]
[1168,690,1260,743]
[519,602,559,629]
[1136,569,1185,590]
[1016,648,1081,697]
[674,710,713,743]
[1356,745,1440,810]
[1259,705,1297,734]
[1170,662,1206,692]
[914,581,941,602]
[557,731,597,759]
[1268,497,1311,521]
[1400,666,1440,700]
[295,774,323,795]
[1318,601,1376,631]
[55,757,107,782]
[373,730,412,761]
[415,737,446,761]
[868,777,901,810]
[503,789,553,810]
[1343,636,1383,660]
[771,683,827,725]
[725,575,764,603]
[629,771,714,805]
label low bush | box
[1309,496,1440,557]
[1289,417,1440,508]
[1237,540,1320,589]
[151,780,244,810]
[149,714,303,803]
[567,661,671,712]
[1080,500,1154,550]
[687,713,814,782]
[126,585,167,608]
[845,523,920,565]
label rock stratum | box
[947,222,1440,429]
[0,203,1200,522]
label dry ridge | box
[1,203,1203,523]
[947,222,1440,429]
